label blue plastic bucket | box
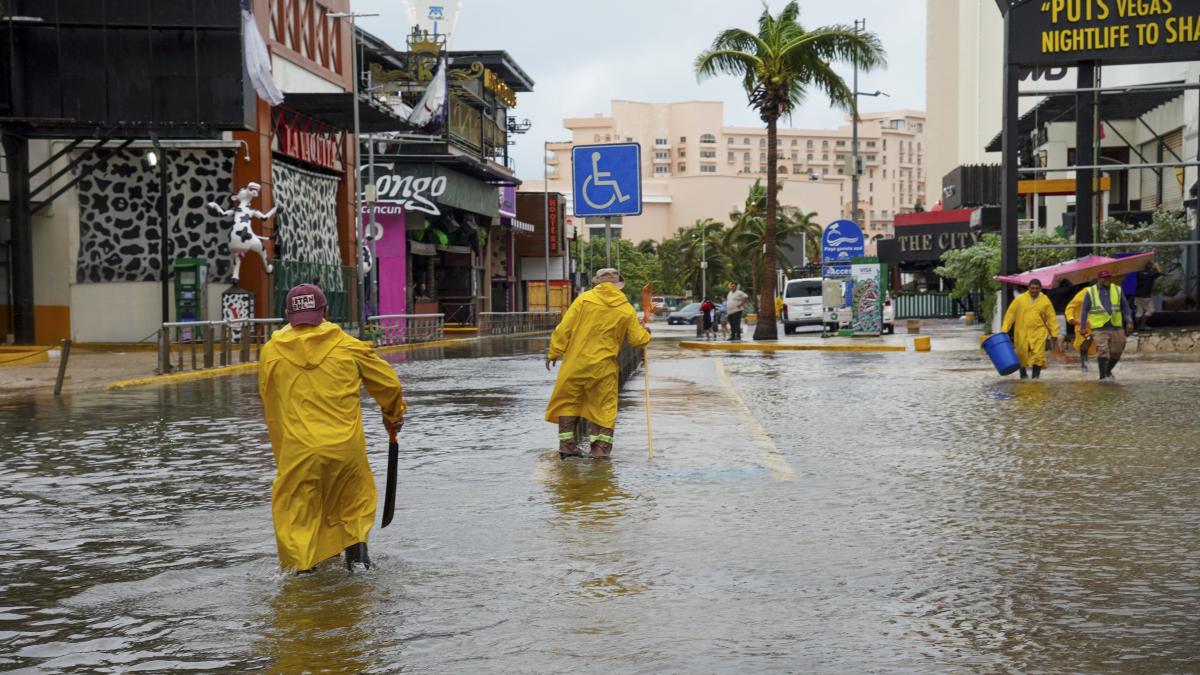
[982,333,1021,376]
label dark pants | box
[729,311,743,339]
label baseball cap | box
[285,283,327,327]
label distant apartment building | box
[527,100,929,253]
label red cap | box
[1097,269,1113,278]
[285,284,327,327]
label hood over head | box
[269,321,343,369]
[584,282,631,307]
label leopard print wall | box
[75,149,235,283]
[270,159,340,268]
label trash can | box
[981,333,1021,376]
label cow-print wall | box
[75,149,235,283]
[271,159,340,268]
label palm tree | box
[678,218,726,298]
[696,1,885,339]
[727,197,814,298]
[783,207,822,267]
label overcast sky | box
[353,0,927,181]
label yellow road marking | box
[714,357,796,481]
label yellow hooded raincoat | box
[258,321,406,571]
[1001,290,1058,368]
[545,283,651,430]
[1064,288,1097,354]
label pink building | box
[527,100,929,254]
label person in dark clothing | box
[1134,261,1162,331]
[700,298,717,340]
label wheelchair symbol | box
[581,151,631,210]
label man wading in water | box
[259,284,406,572]
[545,268,651,459]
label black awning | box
[282,92,412,133]
[984,84,1184,153]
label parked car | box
[782,278,823,334]
[667,302,703,325]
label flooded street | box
[2,335,1198,672]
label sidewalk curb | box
[680,340,907,353]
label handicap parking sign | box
[571,143,642,217]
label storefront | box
[365,162,500,323]
[877,207,998,293]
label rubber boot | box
[558,417,583,459]
[1107,355,1120,380]
[1079,349,1088,371]
[344,542,371,571]
[1032,365,1042,380]
[1097,358,1109,381]
[1019,367,1028,379]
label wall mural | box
[206,181,278,285]
[75,149,235,283]
[270,160,340,268]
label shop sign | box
[548,195,559,253]
[365,162,500,219]
[1008,0,1200,66]
[894,221,984,262]
[821,219,864,264]
[851,263,883,335]
[274,115,344,171]
[499,185,516,218]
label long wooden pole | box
[642,284,654,459]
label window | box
[867,154,877,162]
[655,137,668,146]
[760,152,766,161]
[869,183,874,191]
[758,166,767,173]
[837,168,844,175]
[836,154,845,161]
[882,169,887,178]
[679,136,687,143]
[678,163,686,172]
[791,139,798,146]
[779,166,788,174]
[654,151,669,160]
[807,153,813,160]
[866,141,876,148]
[822,153,828,160]
[654,165,669,174]
[793,164,803,174]
[700,164,717,173]
[760,138,766,148]
[625,136,633,142]
[728,137,735,144]
[790,152,798,161]
[700,134,716,143]
[700,149,716,158]
[728,152,735,162]
[744,137,751,145]
[744,152,751,161]
[594,134,601,142]
[807,140,814,148]
[678,149,686,158]
[882,140,887,150]
[836,140,846,147]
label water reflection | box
[544,459,630,524]
[261,573,377,674]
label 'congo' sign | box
[1008,0,1200,66]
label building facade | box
[527,100,928,253]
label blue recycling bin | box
[982,333,1021,376]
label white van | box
[782,278,823,334]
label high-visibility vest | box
[1087,284,1123,328]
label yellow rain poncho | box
[545,282,651,430]
[1001,290,1058,368]
[1064,288,1097,354]
[258,321,406,571]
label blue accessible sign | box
[821,219,864,277]
[571,143,642,217]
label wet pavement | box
[1,332,1198,672]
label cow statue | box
[207,182,278,285]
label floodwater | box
[1,333,1198,672]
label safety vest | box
[1087,284,1123,328]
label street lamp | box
[850,18,889,227]
[328,11,379,330]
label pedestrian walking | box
[717,301,729,339]
[1001,278,1059,379]
[1080,269,1134,380]
[1064,285,1095,371]
[700,298,717,340]
[258,284,406,572]
[725,282,750,341]
[1134,261,1162,331]
[546,269,651,460]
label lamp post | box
[543,140,551,309]
[700,225,707,299]
[329,11,379,330]
[850,18,888,228]
[146,134,170,329]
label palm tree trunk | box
[754,115,779,340]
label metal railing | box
[478,311,561,336]
[617,340,644,387]
[158,318,285,374]
[367,313,445,347]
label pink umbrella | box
[994,252,1155,287]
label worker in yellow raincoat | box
[259,284,406,572]
[1064,286,1096,371]
[1001,278,1059,379]
[546,268,651,459]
